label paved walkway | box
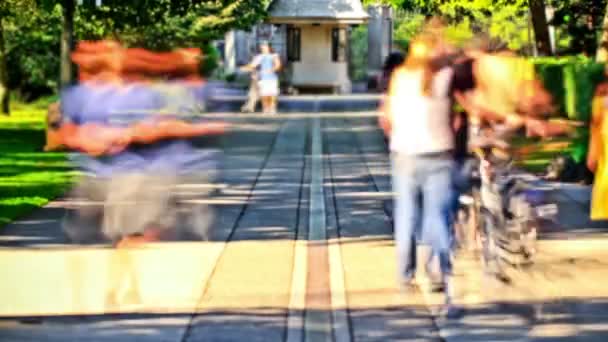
[1,112,608,341]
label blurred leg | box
[62,176,107,244]
[421,158,455,300]
[103,173,177,245]
[391,153,420,285]
[269,96,277,114]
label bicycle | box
[456,135,558,281]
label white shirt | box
[388,67,455,155]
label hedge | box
[533,56,605,122]
[533,56,606,163]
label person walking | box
[379,34,457,314]
[241,41,281,114]
[588,81,608,220]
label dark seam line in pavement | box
[283,118,311,342]
[324,118,354,342]
[179,119,288,342]
[306,116,334,342]
[414,285,448,342]
[301,119,312,241]
[344,117,395,229]
[332,118,447,342]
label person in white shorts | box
[242,41,281,114]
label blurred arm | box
[588,93,605,172]
[56,122,129,156]
[240,55,260,72]
[378,95,391,137]
[273,54,282,72]
[57,119,228,156]
[128,119,228,144]
[453,90,575,138]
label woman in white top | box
[242,41,281,114]
[380,34,457,309]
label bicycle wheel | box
[478,208,508,280]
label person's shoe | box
[425,264,444,293]
[429,281,445,293]
[116,235,144,248]
[399,278,418,293]
[439,304,464,319]
[115,228,163,248]
[438,279,463,319]
[142,228,163,241]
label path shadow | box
[2,297,608,341]
[0,116,308,248]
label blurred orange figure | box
[72,40,202,82]
[588,82,608,219]
[54,40,221,155]
[59,41,225,246]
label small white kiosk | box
[267,0,368,94]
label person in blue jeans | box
[380,33,457,314]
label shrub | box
[200,43,220,78]
[532,57,606,164]
[533,56,605,122]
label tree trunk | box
[60,0,75,87]
[597,2,608,62]
[529,0,552,56]
[0,17,9,115]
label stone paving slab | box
[0,315,191,342]
[207,95,381,113]
[0,243,220,316]
[345,115,608,342]
[0,114,284,248]
[2,113,608,342]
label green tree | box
[384,0,531,51]
[0,0,38,114]
[75,0,269,49]
[598,2,608,61]
[549,0,607,56]
[529,0,551,55]
[0,4,9,114]
[6,3,62,101]
[61,0,75,87]
[0,0,270,104]
[35,0,76,88]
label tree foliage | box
[0,0,270,101]
[369,0,531,52]
[376,0,608,57]
[74,0,268,49]
[548,0,607,56]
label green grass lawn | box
[0,97,580,227]
[0,99,75,227]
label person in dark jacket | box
[380,51,405,93]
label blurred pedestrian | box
[380,51,405,93]
[380,33,457,313]
[588,81,608,220]
[241,41,281,114]
[59,40,227,246]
